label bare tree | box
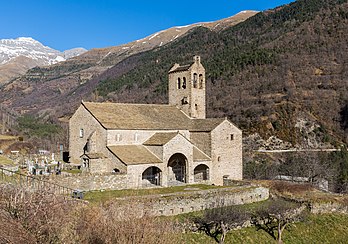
[193,205,249,244]
[251,199,307,244]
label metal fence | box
[0,167,74,196]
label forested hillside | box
[94,0,348,146]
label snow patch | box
[148,33,159,40]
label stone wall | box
[49,173,128,191]
[107,186,269,219]
[211,120,243,184]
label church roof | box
[168,64,191,73]
[107,145,162,165]
[82,102,190,130]
[193,147,211,162]
[82,102,225,131]
[191,118,225,131]
[143,132,178,146]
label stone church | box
[69,56,242,188]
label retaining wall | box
[108,186,269,218]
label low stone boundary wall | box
[48,173,128,191]
[109,186,269,218]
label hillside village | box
[1,0,348,243]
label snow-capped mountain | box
[63,47,88,59]
[0,37,87,85]
[0,37,87,66]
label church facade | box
[69,56,242,188]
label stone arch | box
[168,153,187,185]
[142,166,162,187]
[194,164,209,182]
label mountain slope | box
[91,0,348,146]
[0,11,257,117]
[0,37,87,85]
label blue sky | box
[0,0,294,51]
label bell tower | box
[168,56,206,119]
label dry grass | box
[0,184,180,244]
[0,135,18,140]
[0,155,15,166]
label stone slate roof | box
[168,64,191,73]
[143,132,178,146]
[82,102,190,130]
[82,102,225,132]
[193,147,211,162]
[107,145,162,165]
[191,118,225,132]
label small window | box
[79,129,84,138]
[134,133,139,142]
[230,134,234,140]
[181,97,188,105]
[182,77,186,89]
[217,156,221,162]
[177,78,181,89]
[195,104,198,110]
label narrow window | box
[195,104,198,110]
[230,134,234,140]
[193,73,198,88]
[134,133,139,142]
[182,77,186,89]
[79,129,84,138]
[199,74,203,89]
[177,78,181,89]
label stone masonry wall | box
[211,120,243,185]
[49,173,128,191]
[107,186,269,219]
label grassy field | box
[181,214,348,243]
[84,184,228,203]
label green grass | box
[181,214,348,243]
[84,184,228,203]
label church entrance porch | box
[168,153,187,186]
[194,164,209,182]
[142,166,162,187]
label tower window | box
[79,129,84,138]
[177,78,181,89]
[182,77,186,89]
[195,104,198,110]
[199,74,203,89]
[193,73,198,88]
[230,134,234,140]
[181,97,188,105]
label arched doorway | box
[142,166,161,187]
[194,164,209,182]
[168,153,187,186]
